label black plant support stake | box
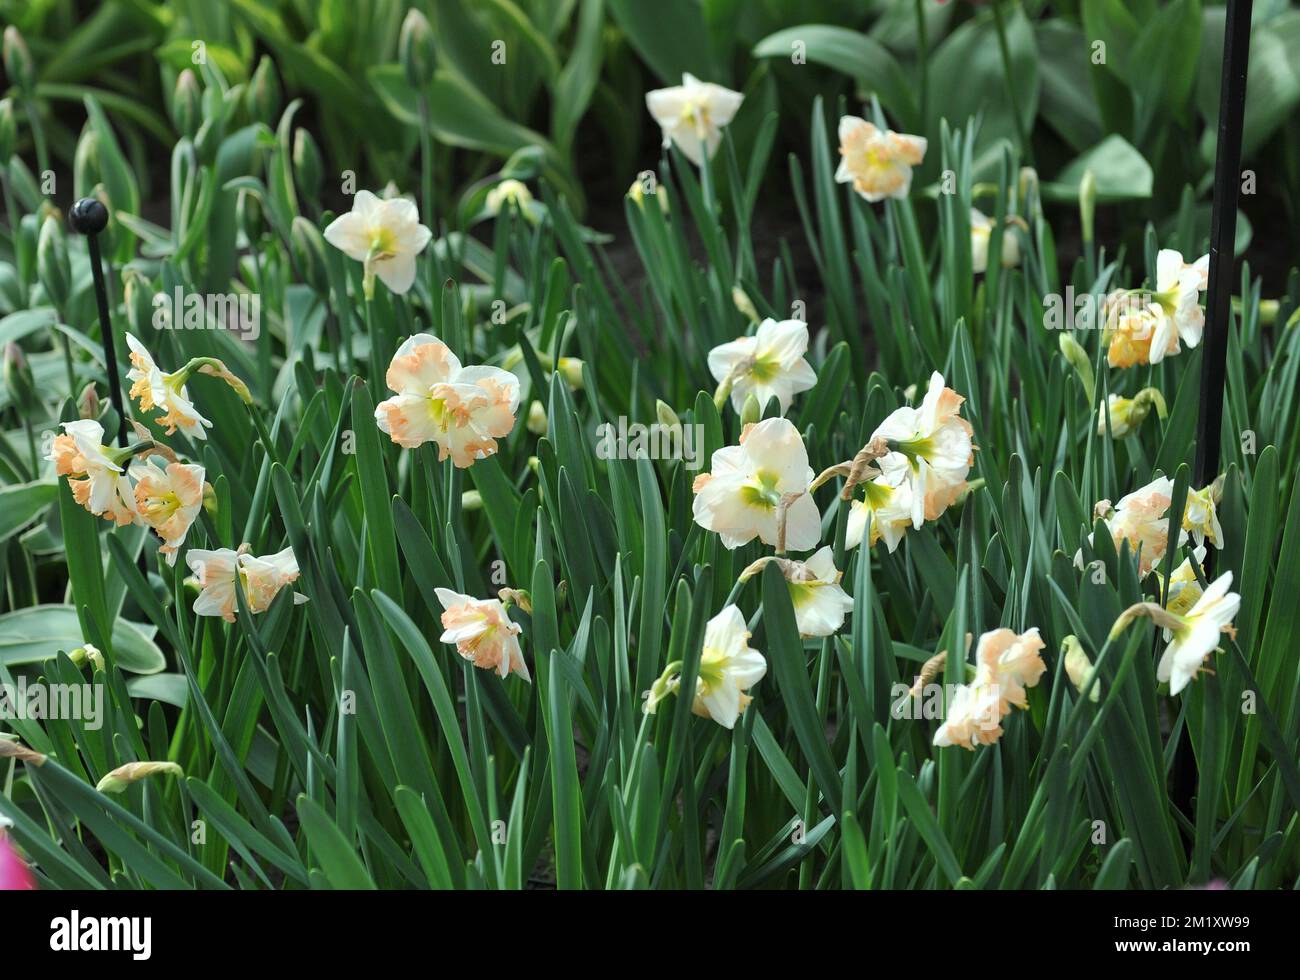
[67,197,127,447]
[1195,0,1253,492]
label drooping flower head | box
[933,666,1004,751]
[835,116,927,202]
[323,189,432,297]
[125,333,213,440]
[645,73,743,166]
[375,334,520,467]
[132,460,205,565]
[692,417,821,552]
[708,318,817,416]
[46,419,137,526]
[436,588,530,681]
[741,546,853,638]
[1183,479,1223,550]
[870,372,975,529]
[1097,387,1166,438]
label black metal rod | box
[67,197,127,446]
[1194,0,1253,488]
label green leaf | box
[0,605,165,673]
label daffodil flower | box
[708,318,817,416]
[692,418,821,552]
[644,605,766,729]
[1160,545,1207,618]
[436,588,530,681]
[974,627,1047,713]
[125,333,213,440]
[645,73,743,166]
[323,189,432,297]
[933,666,1004,750]
[46,419,139,526]
[1097,388,1166,438]
[485,179,538,222]
[1104,300,1173,367]
[186,546,306,622]
[740,546,853,637]
[374,334,520,467]
[970,208,1022,274]
[1183,478,1223,549]
[835,116,927,202]
[1112,572,1240,696]
[1062,635,1100,703]
[844,477,913,552]
[870,372,975,529]
[1149,248,1208,355]
[131,459,204,565]
[1079,476,1186,577]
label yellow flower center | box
[741,470,782,509]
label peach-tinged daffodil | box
[132,459,204,565]
[975,627,1047,713]
[125,333,213,440]
[740,546,853,637]
[1079,476,1186,576]
[692,418,821,552]
[375,334,520,467]
[186,545,306,623]
[644,605,766,729]
[870,372,975,529]
[708,318,817,416]
[1111,572,1240,695]
[933,666,1004,751]
[835,116,927,202]
[435,589,530,681]
[46,419,139,526]
[645,73,743,166]
[323,189,432,297]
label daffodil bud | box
[497,587,532,614]
[1058,332,1095,406]
[4,342,34,409]
[95,761,183,794]
[0,738,45,765]
[1098,388,1166,438]
[77,382,100,420]
[37,215,71,311]
[1079,168,1097,246]
[293,128,323,206]
[526,400,547,435]
[1062,635,1100,702]
[732,285,759,323]
[1258,299,1278,325]
[2,27,35,93]
[556,357,585,390]
[73,127,101,198]
[460,489,483,511]
[67,643,105,671]
[247,56,282,125]
[172,69,202,139]
[290,216,330,295]
[655,399,682,433]
[399,8,437,89]
[740,392,761,426]
[0,98,15,162]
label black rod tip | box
[67,197,109,235]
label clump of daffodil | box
[1078,476,1186,577]
[645,74,743,166]
[1111,571,1241,695]
[835,116,927,202]
[644,605,766,729]
[1097,388,1167,438]
[186,546,307,623]
[323,188,432,298]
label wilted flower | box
[645,605,766,729]
[645,73,743,166]
[46,419,138,526]
[933,667,1004,750]
[323,189,432,297]
[835,116,927,202]
[970,208,1021,274]
[436,589,530,681]
[132,460,205,565]
[125,333,214,440]
[692,418,821,552]
[871,372,975,529]
[1097,388,1166,438]
[975,627,1047,713]
[374,334,520,467]
[845,477,913,553]
[708,318,817,416]
[741,547,853,637]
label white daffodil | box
[933,666,1004,751]
[1183,480,1223,550]
[645,73,743,166]
[708,318,817,416]
[125,333,213,440]
[974,627,1047,713]
[131,460,204,565]
[1105,300,1173,367]
[436,588,530,681]
[1161,544,1207,619]
[1149,248,1208,355]
[870,372,975,529]
[1097,388,1166,438]
[1157,574,1240,695]
[844,477,913,553]
[1062,636,1101,703]
[485,179,538,222]
[692,418,821,552]
[835,116,927,202]
[741,546,853,637]
[646,605,766,729]
[323,189,432,297]
[970,209,1021,274]
[46,419,138,526]
[374,334,520,467]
